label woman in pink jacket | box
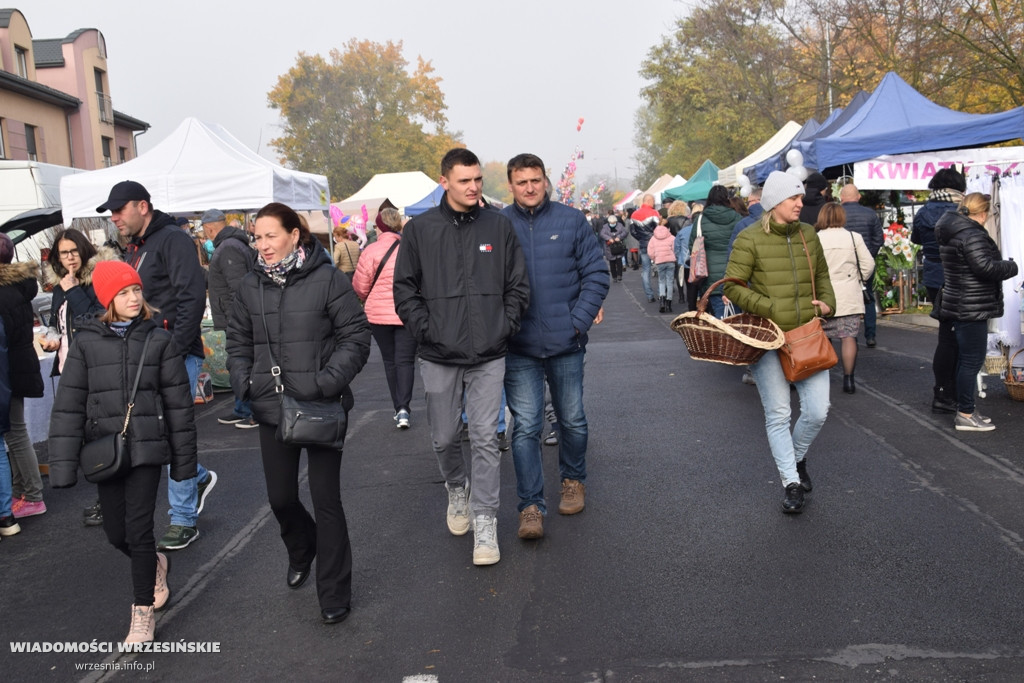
[647,222,677,313]
[351,208,417,428]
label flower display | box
[873,221,920,310]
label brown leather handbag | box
[776,228,838,382]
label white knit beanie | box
[760,171,806,213]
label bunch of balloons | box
[579,182,606,212]
[556,147,583,205]
[329,204,369,247]
[784,149,809,181]
[576,116,585,133]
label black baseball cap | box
[96,180,151,213]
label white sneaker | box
[472,514,500,566]
[445,483,470,536]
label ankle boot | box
[125,604,155,644]
[843,374,855,394]
[154,552,170,611]
[666,299,673,313]
[932,387,957,414]
[658,296,666,313]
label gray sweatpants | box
[419,357,504,517]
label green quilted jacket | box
[723,217,836,332]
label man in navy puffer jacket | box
[501,153,609,540]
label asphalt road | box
[3,265,1024,682]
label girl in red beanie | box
[48,261,197,644]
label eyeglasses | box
[58,249,80,258]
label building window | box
[25,124,37,161]
[15,46,29,78]
[102,136,112,167]
[119,146,127,163]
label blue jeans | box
[504,350,588,513]
[167,354,207,527]
[953,320,988,414]
[749,350,831,487]
[234,397,253,419]
[640,252,654,300]
[0,440,13,517]
[656,263,675,299]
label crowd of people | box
[0,152,1017,646]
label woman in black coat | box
[226,202,370,625]
[41,229,115,376]
[934,193,1018,432]
[0,233,45,516]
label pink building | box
[0,8,148,169]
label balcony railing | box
[96,92,113,123]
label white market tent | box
[59,117,330,225]
[0,160,85,225]
[717,121,802,187]
[340,171,438,209]
[642,174,688,205]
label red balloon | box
[577,117,584,124]
[576,125,582,132]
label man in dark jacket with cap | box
[96,180,216,551]
[799,172,830,226]
[202,208,257,428]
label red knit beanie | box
[92,261,143,308]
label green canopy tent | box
[662,160,720,202]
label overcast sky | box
[24,0,695,195]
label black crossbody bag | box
[80,330,154,483]
[259,280,347,450]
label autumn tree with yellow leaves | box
[268,39,461,200]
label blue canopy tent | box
[812,72,1024,170]
[747,118,820,184]
[405,184,444,217]
[794,91,870,170]
[662,160,720,202]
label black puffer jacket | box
[208,226,255,330]
[935,211,1018,321]
[48,317,198,487]
[0,260,43,398]
[393,197,529,366]
[226,243,371,426]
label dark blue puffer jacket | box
[912,200,957,290]
[502,198,610,358]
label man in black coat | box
[202,209,257,428]
[839,183,884,347]
[96,180,215,551]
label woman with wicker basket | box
[815,204,875,395]
[723,171,835,514]
[934,193,1018,432]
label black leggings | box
[608,258,623,280]
[258,425,352,610]
[98,465,163,606]
[370,324,418,413]
[927,287,958,395]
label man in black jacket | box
[97,180,216,551]
[393,148,529,567]
[839,184,884,347]
[202,209,257,428]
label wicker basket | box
[1005,349,1024,402]
[984,351,1008,376]
[670,277,784,366]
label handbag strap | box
[123,329,156,434]
[695,213,703,237]
[369,238,400,293]
[850,231,865,286]
[258,279,285,395]
[795,226,820,315]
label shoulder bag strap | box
[850,231,865,285]
[258,279,284,394]
[796,226,820,314]
[122,329,156,434]
[696,214,703,237]
[369,239,401,293]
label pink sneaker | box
[11,497,47,519]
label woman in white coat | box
[815,203,875,394]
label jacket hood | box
[213,225,250,249]
[78,312,157,338]
[702,205,741,224]
[0,260,39,287]
[652,224,673,240]
[936,210,983,245]
[130,210,176,246]
[44,245,122,287]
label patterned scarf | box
[259,246,306,286]
[929,189,965,205]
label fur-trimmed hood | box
[43,246,122,288]
[0,260,39,288]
